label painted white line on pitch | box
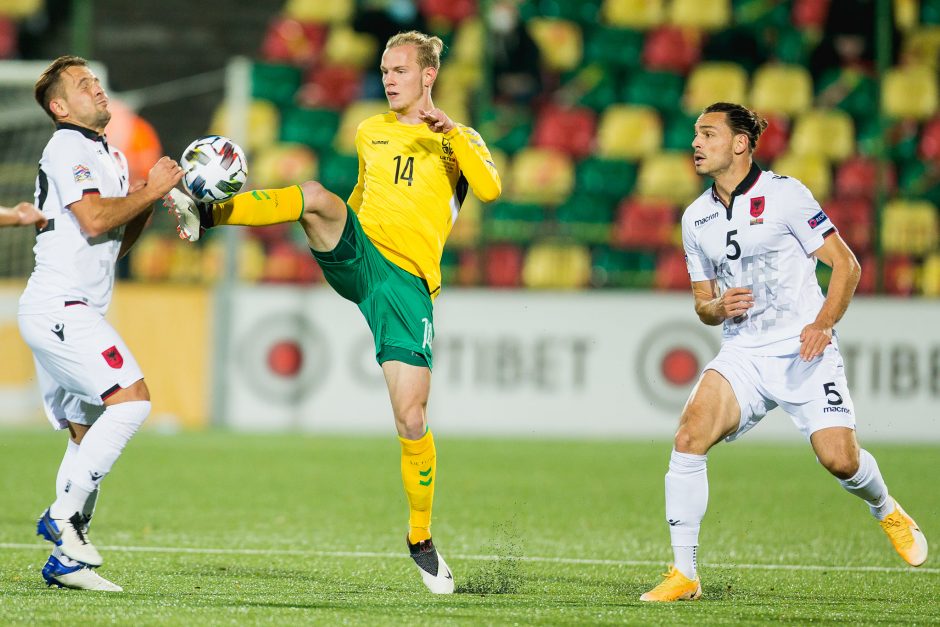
[1,543,936,575]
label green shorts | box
[311,206,434,369]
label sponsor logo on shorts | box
[823,406,852,414]
[694,212,719,227]
[51,323,65,342]
[101,346,124,369]
[808,210,829,229]
[72,164,92,182]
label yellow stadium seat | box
[597,105,662,160]
[683,62,749,114]
[881,199,940,255]
[334,100,389,155]
[669,0,731,31]
[527,18,583,71]
[749,64,814,117]
[902,26,940,68]
[252,143,318,189]
[447,195,482,248]
[636,151,701,205]
[508,148,575,205]
[921,253,940,297]
[771,152,832,201]
[602,0,665,29]
[522,242,592,289]
[882,65,939,120]
[324,26,377,70]
[452,17,484,65]
[284,0,353,23]
[0,0,40,18]
[209,100,280,153]
[789,109,856,163]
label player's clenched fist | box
[147,156,185,195]
[717,287,754,320]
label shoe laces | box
[881,512,914,549]
[68,513,90,546]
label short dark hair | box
[35,55,88,121]
[702,102,768,151]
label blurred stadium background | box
[0,0,938,441]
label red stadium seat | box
[642,25,701,74]
[834,157,897,200]
[855,253,876,294]
[260,17,328,65]
[612,197,677,249]
[420,0,476,24]
[484,244,524,288]
[0,17,15,59]
[919,115,940,162]
[298,65,363,110]
[753,115,790,163]
[822,197,874,253]
[792,0,830,30]
[883,256,916,296]
[532,104,597,159]
[654,248,690,290]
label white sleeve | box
[682,219,715,282]
[782,179,835,255]
[45,134,101,208]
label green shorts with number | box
[310,206,434,369]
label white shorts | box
[18,303,144,430]
[703,343,856,441]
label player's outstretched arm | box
[0,202,47,229]
[418,108,501,202]
[692,279,753,326]
[71,157,182,237]
[799,232,861,360]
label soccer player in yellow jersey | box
[164,31,501,594]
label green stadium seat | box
[574,157,637,201]
[924,0,940,24]
[898,159,940,207]
[537,0,601,24]
[556,195,616,245]
[480,105,534,155]
[562,64,622,111]
[815,68,879,122]
[252,63,303,108]
[662,110,699,151]
[583,26,645,69]
[280,107,340,152]
[591,247,657,288]
[483,202,546,244]
[318,150,359,201]
[623,70,685,113]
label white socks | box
[50,401,150,520]
[839,448,893,520]
[52,438,101,566]
[665,449,708,579]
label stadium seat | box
[483,201,545,243]
[556,195,616,245]
[919,115,940,161]
[881,199,940,255]
[753,115,790,163]
[284,0,353,23]
[451,16,483,64]
[507,148,575,205]
[334,100,389,154]
[247,143,318,190]
[636,152,701,205]
[583,26,645,69]
[602,0,665,29]
[535,0,601,24]
[749,64,814,117]
[834,157,897,200]
[822,197,874,253]
[792,0,830,30]
[260,17,328,65]
[642,26,702,74]
[623,69,685,112]
[788,109,856,163]
[921,253,940,297]
[208,100,279,154]
[655,248,691,290]
[591,247,657,287]
[480,104,533,155]
[771,152,832,201]
[683,62,749,115]
[420,0,477,24]
[317,150,360,200]
[668,0,731,31]
[527,18,583,71]
[596,105,662,160]
[298,65,363,110]
[324,26,377,70]
[0,0,40,19]
[574,157,637,202]
[484,244,524,287]
[455,249,481,286]
[280,107,340,152]
[662,110,699,151]
[0,17,15,59]
[882,65,939,120]
[532,104,597,159]
[251,63,303,109]
[447,195,482,249]
[612,197,677,250]
[882,256,917,296]
[522,242,592,289]
[901,26,940,69]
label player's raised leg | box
[383,360,453,594]
[812,427,928,567]
[641,370,740,602]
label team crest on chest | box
[750,196,765,225]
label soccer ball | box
[180,135,248,203]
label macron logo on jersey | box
[72,164,92,182]
[694,211,720,227]
[808,210,829,229]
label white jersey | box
[682,165,837,355]
[19,124,129,315]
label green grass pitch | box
[0,430,937,624]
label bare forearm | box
[119,208,152,258]
[695,298,726,326]
[815,257,860,328]
[0,208,18,226]
[79,187,162,237]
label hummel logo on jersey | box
[51,323,65,341]
[694,212,719,227]
[372,140,389,144]
[667,519,681,527]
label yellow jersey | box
[348,112,501,298]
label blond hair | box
[385,31,444,70]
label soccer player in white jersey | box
[640,102,928,602]
[17,56,183,592]
[0,201,46,228]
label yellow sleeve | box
[444,125,501,203]
[346,126,366,211]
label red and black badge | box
[101,345,124,369]
[750,196,765,218]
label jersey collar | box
[711,161,762,219]
[55,122,109,150]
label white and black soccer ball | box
[180,135,248,203]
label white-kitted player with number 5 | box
[17,56,183,592]
[640,102,928,603]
